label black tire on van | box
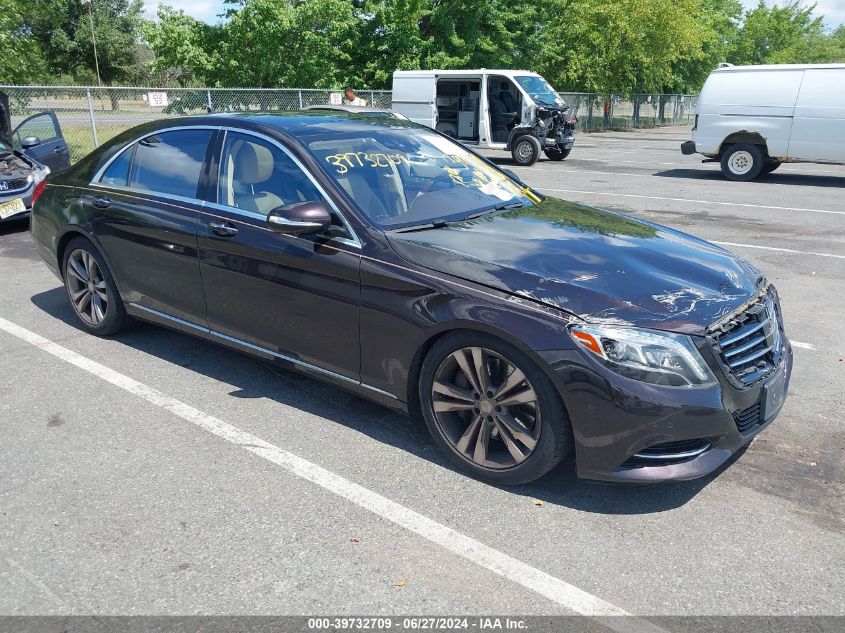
[511,135,541,166]
[720,143,765,181]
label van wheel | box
[721,143,765,181]
[544,145,571,161]
[511,136,541,166]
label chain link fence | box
[1,85,695,164]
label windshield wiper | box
[387,220,451,233]
[463,201,525,221]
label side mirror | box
[267,201,332,235]
[21,136,41,149]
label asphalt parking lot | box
[1,126,843,618]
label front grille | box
[0,176,31,193]
[734,403,762,433]
[709,290,783,387]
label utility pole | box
[80,0,103,87]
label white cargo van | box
[682,63,845,180]
[392,69,576,166]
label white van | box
[392,69,576,166]
[682,63,845,180]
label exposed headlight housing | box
[569,324,716,387]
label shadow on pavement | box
[655,168,845,188]
[31,285,729,516]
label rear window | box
[128,129,212,199]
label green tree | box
[0,0,47,84]
[538,0,706,94]
[26,0,144,85]
[730,1,833,64]
[142,6,214,87]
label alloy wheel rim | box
[729,150,753,175]
[431,346,541,470]
[66,249,108,326]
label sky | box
[143,0,845,27]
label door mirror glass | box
[267,201,331,235]
[21,136,41,149]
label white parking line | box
[532,187,845,217]
[713,241,845,260]
[0,316,666,631]
[790,341,817,351]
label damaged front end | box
[0,91,50,223]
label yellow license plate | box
[0,197,26,220]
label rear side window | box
[99,146,133,187]
[129,129,212,199]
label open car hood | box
[386,198,765,336]
[0,91,12,148]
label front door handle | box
[209,221,238,237]
[93,195,111,209]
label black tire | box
[763,161,781,174]
[720,143,766,181]
[419,331,572,485]
[62,236,131,336]
[511,135,541,166]
[544,146,572,161]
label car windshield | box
[304,128,535,229]
[514,76,565,108]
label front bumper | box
[538,339,793,483]
[0,187,34,223]
[681,140,697,155]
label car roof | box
[204,110,418,138]
[712,63,845,73]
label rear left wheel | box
[419,332,572,485]
[62,236,130,336]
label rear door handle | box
[209,221,238,237]
[54,147,68,153]
[93,195,111,209]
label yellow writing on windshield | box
[325,152,406,174]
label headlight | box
[32,166,50,183]
[569,324,715,387]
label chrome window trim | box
[215,127,362,249]
[90,123,362,250]
[90,124,220,185]
[129,303,396,400]
[90,182,207,210]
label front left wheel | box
[419,332,572,485]
[511,135,541,166]
[62,236,130,336]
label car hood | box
[0,91,11,148]
[386,197,764,335]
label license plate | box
[763,369,787,421]
[0,197,26,220]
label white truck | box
[682,63,845,180]
[391,69,576,166]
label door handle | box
[209,221,239,237]
[54,147,68,153]
[93,195,111,209]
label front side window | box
[129,129,212,199]
[304,127,534,229]
[218,132,326,215]
[12,113,59,149]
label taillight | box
[31,179,47,206]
